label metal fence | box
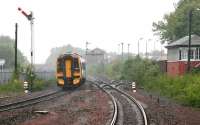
[0,71,55,84]
[0,71,12,84]
[35,72,55,81]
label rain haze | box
[0,0,178,64]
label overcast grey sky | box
[0,0,179,64]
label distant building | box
[87,48,106,65]
[166,35,200,75]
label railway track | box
[0,89,64,112]
[89,78,148,125]
[90,81,118,125]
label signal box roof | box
[166,34,200,48]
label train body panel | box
[56,53,86,88]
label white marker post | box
[132,82,136,93]
[24,81,29,93]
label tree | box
[121,57,160,85]
[153,0,200,43]
[0,36,28,69]
[45,44,85,71]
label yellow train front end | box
[56,53,86,89]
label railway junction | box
[0,78,200,125]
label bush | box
[0,80,24,94]
[101,57,200,107]
[32,79,56,91]
[121,57,160,85]
[144,74,200,107]
[191,67,200,74]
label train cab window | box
[57,61,62,72]
[73,58,80,70]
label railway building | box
[166,34,200,75]
[87,48,107,65]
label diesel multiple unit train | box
[56,53,86,88]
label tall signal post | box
[85,41,90,59]
[85,41,90,77]
[18,7,34,91]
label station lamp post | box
[146,39,152,58]
[121,42,124,60]
[118,43,121,55]
[18,7,35,91]
[138,37,143,57]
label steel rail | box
[88,81,118,125]
[0,89,63,112]
[101,80,148,125]
[92,78,148,125]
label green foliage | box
[0,78,56,94]
[144,74,200,107]
[108,59,123,79]
[99,56,200,107]
[88,58,124,79]
[0,80,23,94]
[24,65,36,82]
[32,79,55,91]
[153,0,200,43]
[191,67,200,74]
[0,36,28,68]
[121,57,160,85]
[45,44,85,71]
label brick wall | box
[167,61,200,76]
[167,62,180,76]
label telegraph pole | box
[187,10,192,72]
[15,23,18,74]
[160,42,163,59]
